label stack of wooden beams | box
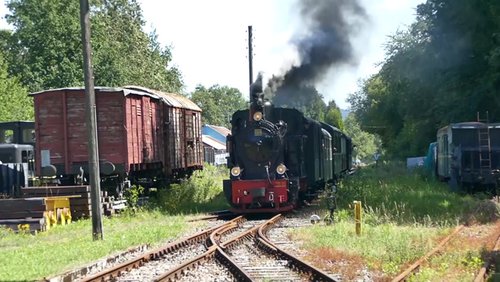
[0,198,46,232]
[21,186,92,219]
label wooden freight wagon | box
[31,86,203,193]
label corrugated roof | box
[444,122,500,130]
[204,124,231,136]
[30,86,202,112]
[30,86,153,97]
[202,135,226,150]
[124,86,201,112]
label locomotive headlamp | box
[231,166,241,177]
[253,111,263,121]
[276,164,287,175]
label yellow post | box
[354,201,362,235]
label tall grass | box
[337,163,498,226]
[151,163,230,214]
[294,163,499,278]
[0,163,230,281]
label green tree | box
[190,85,246,128]
[324,100,343,130]
[349,0,500,158]
[343,113,379,163]
[271,84,327,122]
[0,51,32,121]
[3,0,182,93]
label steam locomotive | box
[223,77,353,213]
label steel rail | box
[256,214,338,282]
[154,215,251,281]
[391,224,464,282]
[473,228,500,282]
[81,216,244,282]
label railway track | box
[169,214,337,281]
[391,225,464,282]
[77,213,339,281]
[474,226,500,282]
[78,216,245,282]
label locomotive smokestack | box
[249,73,264,119]
[268,0,368,107]
[250,72,263,103]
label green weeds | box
[296,162,498,280]
[151,164,229,214]
[0,163,229,281]
[0,211,188,281]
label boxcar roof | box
[124,86,201,112]
[438,122,500,132]
[30,86,202,112]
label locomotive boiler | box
[224,76,352,213]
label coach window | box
[22,129,35,143]
[22,150,29,162]
[0,129,13,143]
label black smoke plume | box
[268,0,368,107]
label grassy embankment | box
[293,163,499,281]
[0,164,229,281]
[2,162,497,281]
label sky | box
[0,0,425,109]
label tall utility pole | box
[248,25,253,87]
[79,0,103,240]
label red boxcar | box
[31,86,203,189]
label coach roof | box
[30,86,201,112]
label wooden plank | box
[0,218,45,232]
[0,210,45,220]
[71,210,91,219]
[70,198,91,206]
[22,185,90,194]
[23,192,91,199]
[0,198,46,211]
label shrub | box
[152,164,229,214]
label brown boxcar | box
[31,86,203,190]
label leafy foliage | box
[324,100,344,130]
[269,83,345,128]
[190,85,246,128]
[152,164,229,214]
[123,184,144,209]
[343,113,379,162]
[0,51,32,121]
[2,0,183,93]
[349,0,500,158]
